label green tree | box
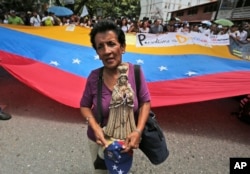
[75,0,140,18]
[0,0,140,18]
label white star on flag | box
[117,169,124,174]
[136,59,144,64]
[185,71,197,76]
[94,55,100,60]
[72,58,81,64]
[50,61,59,66]
[158,66,168,71]
[112,164,118,170]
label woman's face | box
[122,19,127,25]
[193,25,199,31]
[95,31,125,69]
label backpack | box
[236,95,250,124]
[44,17,53,26]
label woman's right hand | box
[80,107,108,147]
[93,126,108,148]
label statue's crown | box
[118,64,128,74]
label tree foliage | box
[0,0,141,18]
[74,0,140,18]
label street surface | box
[0,68,250,174]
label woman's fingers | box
[96,139,102,145]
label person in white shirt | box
[139,20,150,33]
[228,25,240,39]
[218,26,229,35]
[199,23,210,34]
[30,11,41,27]
[199,23,212,36]
[208,24,219,36]
[238,24,248,43]
[120,17,130,33]
[177,22,190,33]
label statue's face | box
[120,76,127,85]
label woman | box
[128,20,140,33]
[177,23,190,33]
[80,20,151,173]
[139,20,150,33]
[120,17,130,33]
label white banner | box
[136,33,230,47]
[209,34,230,46]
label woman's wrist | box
[134,128,142,136]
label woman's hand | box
[93,126,108,148]
[80,107,108,147]
[122,131,141,152]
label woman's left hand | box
[122,131,141,152]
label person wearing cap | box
[24,11,32,25]
[218,25,229,35]
[8,10,24,25]
[217,25,223,33]
[80,20,151,173]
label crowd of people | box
[1,8,250,43]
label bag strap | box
[97,67,104,126]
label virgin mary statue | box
[104,64,137,140]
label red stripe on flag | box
[0,51,86,108]
[149,71,250,107]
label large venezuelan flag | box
[1,24,250,108]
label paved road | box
[0,69,250,174]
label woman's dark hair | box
[121,17,128,26]
[89,19,126,50]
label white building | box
[139,0,216,21]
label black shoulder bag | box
[134,64,169,165]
